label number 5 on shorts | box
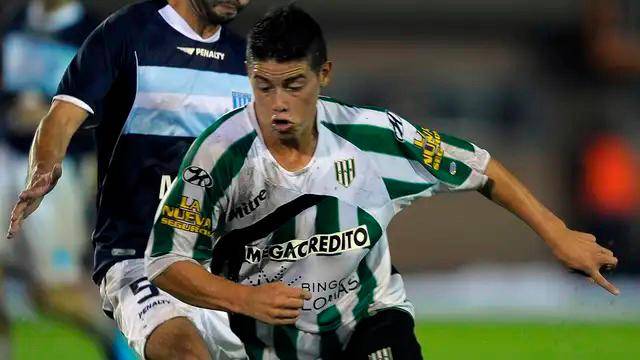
[130,277,160,304]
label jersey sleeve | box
[145,138,226,280]
[145,114,257,280]
[380,111,491,211]
[53,15,127,115]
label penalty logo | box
[335,158,356,188]
[182,166,213,188]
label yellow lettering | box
[179,196,201,212]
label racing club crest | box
[335,158,356,188]
[232,91,252,108]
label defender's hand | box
[548,228,619,295]
[240,282,311,325]
[7,163,62,239]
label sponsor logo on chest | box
[177,46,225,60]
[229,190,267,221]
[244,225,370,264]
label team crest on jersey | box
[232,91,252,108]
[182,166,213,188]
[335,158,356,188]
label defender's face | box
[191,0,250,24]
[249,60,331,140]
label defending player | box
[0,0,305,359]
[146,5,620,359]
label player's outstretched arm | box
[480,159,620,295]
[6,100,88,239]
[152,261,311,325]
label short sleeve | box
[145,141,225,280]
[380,111,491,210]
[145,114,257,280]
[54,16,126,114]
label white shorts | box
[100,259,247,359]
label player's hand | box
[6,163,62,239]
[547,227,619,295]
[240,282,311,325]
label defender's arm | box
[7,100,88,238]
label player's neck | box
[263,122,319,172]
[169,0,220,39]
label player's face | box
[189,0,250,25]
[249,59,332,141]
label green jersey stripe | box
[322,122,414,159]
[357,208,383,250]
[441,133,475,153]
[382,178,434,200]
[353,256,376,321]
[434,157,473,187]
[317,305,342,332]
[352,208,382,321]
[315,197,340,234]
[271,217,296,245]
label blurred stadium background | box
[1,0,639,358]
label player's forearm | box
[480,159,566,246]
[28,100,87,175]
[152,260,250,314]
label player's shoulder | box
[318,95,397,128]
[319,96,410,143]
[190,105,257,158]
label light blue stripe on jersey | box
[137,66,250,96]
[123,108,218,137]
[122,65,252,137]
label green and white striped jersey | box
[145,96,490,354]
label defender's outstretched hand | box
[7,163,62,239]
[547,227,619,295]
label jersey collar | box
[158,4,221,43]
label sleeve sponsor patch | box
[159,196,212,236]
[182,166,214,188]
[413,127,444,170]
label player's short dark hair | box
[247,5,327,72]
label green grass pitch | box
[12,318,640,359]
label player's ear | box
[319,61,332,87]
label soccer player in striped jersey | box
[147,5,620,359]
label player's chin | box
[273,129,297,140]
[212,6,238,20]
